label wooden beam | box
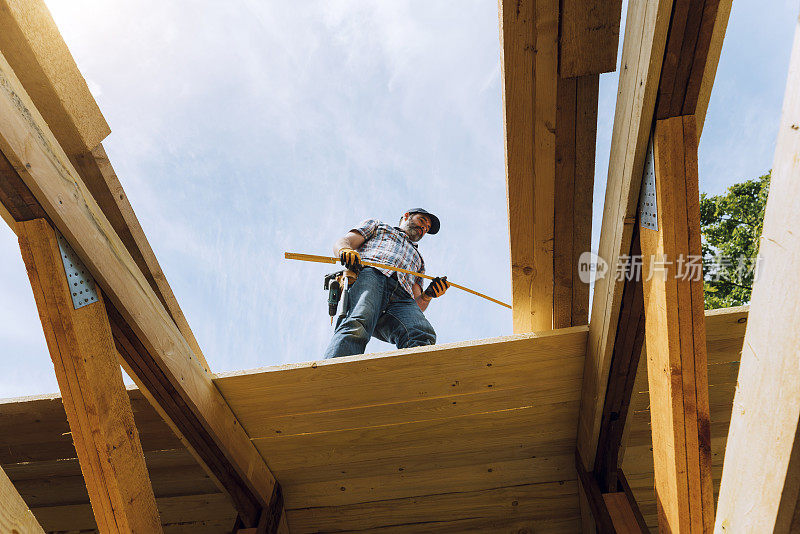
[0,466,44,534]
[16,218,162,533]
[640,115,713,532]
[500,0,558,333]
[0,50,285,530]
[554,74,598,328]
[593,224,645,493]
[656,0,723,119]
[560,0,624,77]
[578,0,729,476]
[577,0,673,470]
[0,0,109,154]
[715,15,800,532]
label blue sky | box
[0,0,796,397]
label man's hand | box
[339,248,362,271]
[424,276,449,299]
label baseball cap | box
[407,208,440,235]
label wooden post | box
[501,0,601,333]
[17,218,162,533]
[500,0,558,333]
[714,13,800,532]
[639,115,713,532]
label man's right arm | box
[333,231,366,257]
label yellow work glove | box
[424,276,449,299]
[338,248,362,271]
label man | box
[323,208,450,359]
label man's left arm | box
[413,283,431,312]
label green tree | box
[699,172,770,309]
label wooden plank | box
[0,466,44,534]
[680,0,722,117]
[239,379,582,438]
[579,481,597,534]
[216,326,587,436]
[579,0,730,483]
[32,493,237,533]
[500,0,558,332]
[0,50,281,529]
[282,454,574,509]
[560,0,623,77]
[253,401,579,472]
[16,218,162,533]
[715,15,800,532]
[303,517,581,534]
[639,115,713,532]
[577,0,674,471]
[273,434,575,489]
[285,480,579,533]
[0,0,109,154]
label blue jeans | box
[323,267,436,358]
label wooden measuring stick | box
[285,252,511,309]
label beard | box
[402,223,423,242]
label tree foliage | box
[699,172,770,309]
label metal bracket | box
[638,137,658,231]
[57,233,99,309]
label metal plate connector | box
[57,233,99,309]
[639,138,658,231]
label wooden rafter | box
[592,223,645,493]
[714,13,800,531]
[17,218,162,533]
[578,0,674,472]
[0,50,285,530]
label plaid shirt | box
[352,219,425,297]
